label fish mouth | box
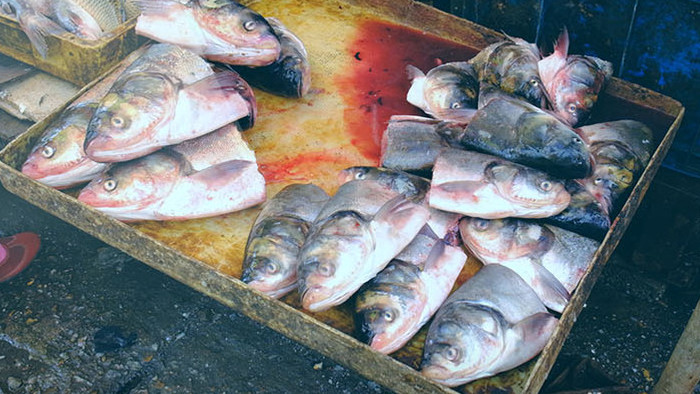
[206,44,281,67]
[420,364,454,383]
[22,158,105,189]
[246,277,298,299]
[300,285,344,312]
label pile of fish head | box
[298,181,430,312]
[234,17,311,98]
[538,28,614,127]
[469,36,545,107]
[242,184,329,299]
[429,149,571,219]
[421,264,558,386]
[135,0,281,66]
[454,96,592,179]
[22,103,107,189]
[543,179,611,241]
[338,166,430,204]
[406,62,479,122]
[577,120,654,214]
[356,230,466,354]
[380,115,448,175]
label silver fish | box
[406,62,479,122]
[379,115,449,176]
[242,184,329,299]
[421,264,558,386]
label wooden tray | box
[0,0,685,392]
[0,12,145,86]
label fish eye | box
[573,137,583,144]
[243,20,257,31]
[539,180,553,192]
[528,78,539,87]
[355,169,367,180]
[567,103,577,113]
[265,261,279,274]
[103,178,118,192]
[41,145,55,158]
[450,102,462,109]
[594,177,604,185]
[445,346,460,361]
[382,310,394,322]
[318,262,335,276]
[620,175,629,183]
[111,116,125,129]
[473,219,490,231]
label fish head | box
[518,112,592,178]
[241,217,309,298]
[22,105,97,188]
[423,65,479,115]
[487,162,570,211]
[459,218,554,262]
[298,211,374,312]
[195,1,281,66]
[421,306,505,386]
[84,72,177,162]
[549,58,610,127]
[501,65,545,107]
[581,162,634,215]
[355,262,425,353]
[77,153,181,219]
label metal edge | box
[522,105,686,393]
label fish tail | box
[19,12,65,58]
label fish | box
[459,217,600,312]
[21,103,108,189]
[577,120,654,215]
[77,124,266,221]
[83,44,256,162]
[298,180,430,312]
[50,0,121,39]
[468,35,545,107]
[241,184,330,299]
[538,28,613,127]
[405,62,479,122]
[232,17,311,98]
[380,115,449,177]
[21,47,147,189]
[420,264,558,387]
[355,226,467,354]
[429,148,571,219]
[435,95,593,179]
[0,0,66,58]
[543,179,611,241]
[134,0,281,66]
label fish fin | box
[498,260,570,313]
[496,312,558,373]
[18,12,66,58]
[51,1,103,40]
[178,71,256,133]
[432,181,484,203]
[370,196,431,261]
[405,65,427,110]
[405,64,425,81]
[186,159,257,187]
[554,27,569,58]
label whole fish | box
[538,28,613,127]
[77,124,266,221]
[405,62,479,122]
[421,264,558,387]
[135,0,281,66]
[577,120,654,215]
[241,184,329,299]
[436,95,592,179]
[21,47,147,189]
[468,35,545,107]
[429,149,571,219]
[21,103,108,189]
[543,179,611,241]
[460,217,600,312]
[355,227,466,354]
[232,17,311,98]
[380,115,449,176]
[83,44,256,162]
[0,0,65,57]
[297,180,430,312]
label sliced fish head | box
[84,72,177,162]
[298,211,373,311]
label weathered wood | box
[652,296,700,394]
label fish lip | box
[420,363,453,382]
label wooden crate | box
[0,0,685,392]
